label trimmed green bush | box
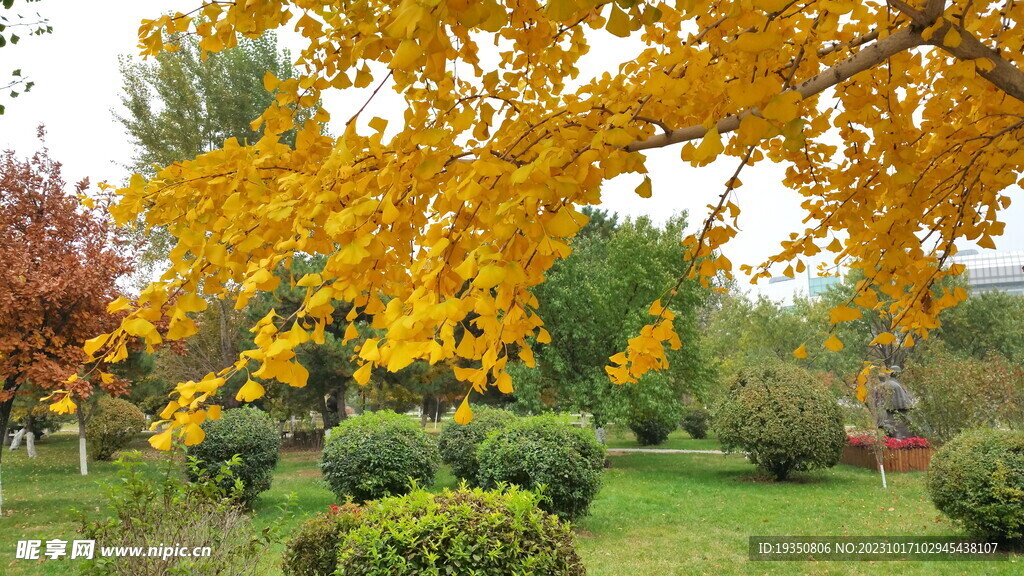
[437,405,516,481]
[86,397,146,461]
[282,504,363,576]
[476,415,604,520]
[928,429,1024,542]
[713,363,845,480]
[185,406,281,506]
[627,414,676,446]
[681,407,711,439]
[319,411,439,502]
[336,486,586,576]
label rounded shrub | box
[681,407,711,439]
[336,486,586,576]
[282,504,363,576]
[437,405,516,481]
[319,410,439,503]
[86,397,146,461]
[713,363,845,480]
[476,414,605,520]
[928,429,1024,542]
[627,414,676,446]
[185,406,281,506]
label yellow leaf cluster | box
[101,0,1024,446]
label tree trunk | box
[218,299,240,408]
[77,408,88,476]
[9,428,24,451]
[0,386,17,517]
[24,414,36,459]
[420,395,431,428]
[336,383,348,422]
[218,298,235,367]
[318,393,333,430]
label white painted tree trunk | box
[25,431,36,459]
[78,410,88,476]
[9,428,24,450]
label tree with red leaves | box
[0,130,135,511]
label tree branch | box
[928,23,1024,104]
[625,27,925,152]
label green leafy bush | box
[336,486,586,576]
[186,406,281,506]
[282,504,363,576]
[86,397,147,461]
[713,363,845,480]
[627,414,676,446]
[437,405,516,481]
[928,429,1024,542]
[78,453,284,576]
[903,350,1024,443]
[319,410,439,502]
[681,407,711,439]
[476,415,604,520]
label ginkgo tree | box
[73,0,1024,448]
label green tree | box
[934,291,1024,365]
[117,31,301,176]
[526,214,712,428]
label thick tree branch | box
[929,23,1024,104]
[625,27,925,152]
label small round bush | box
[86,397,146,461]
[437,405,516,481]
[319,411,439,502]
[336,487,586,576]
[713,363,845,480]
[476,415,605,520]
[627,414,676,446]
[681,407,711,439]
[282,504,363,576]
[186,406,281,506]
[928,429,1024,542]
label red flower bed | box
[846,434,931,450]
[842,435,934,472]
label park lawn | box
[2,432,1020,576]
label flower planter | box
[841,445,933,472]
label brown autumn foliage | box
[0,130,136,440]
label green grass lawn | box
[1,432,1019,575]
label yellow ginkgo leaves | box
[42,390,77,415]
[114,0,1024,447]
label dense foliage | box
[714,363,845,480]
[320,410,439,502]
[437,405,516,481]
[476,415,604,520]
[528,215,711,427]
[86,397,146,461]
[336,487,586,576]
[928,429,1024,543]
[681,406,711,440]
[185,406,281,506]
[903,349,1024,443]
[282,504,363,576]
[627,412,677,446]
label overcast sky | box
[2,1,1021,300]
